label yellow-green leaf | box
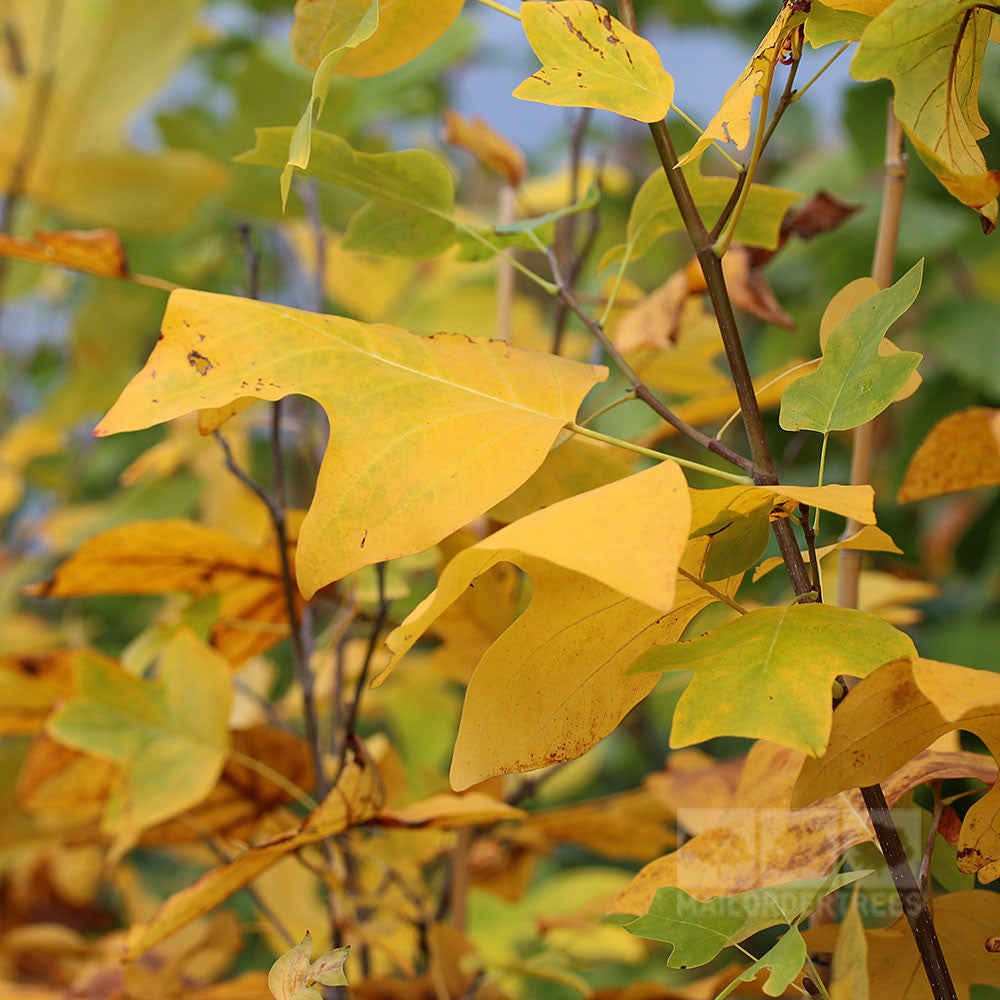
[513,1,674,123]
[779,261,923,435]
[599,163,802,271]
[830,888,868,1000]
[852,0,1000,226]
[630,605,916,755]
[238,128,456,258]
[46,630,231,838]
[95,290,605,598]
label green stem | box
[578,391,635,427]
[791,42,850,105]
[669,102,743,171]
[805,951,834,1000]
[813,432,829,533]
[568,423,754,484]
[471,0,521,18]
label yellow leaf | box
[678,5,802,166]
[95,290,605,598]
[334,0,464,78]
[28,518,303,664]
[46,632,232,840]
[793,656,1000,881]
[379,792,525,829]
[611,741,994,914]
[384,458,691,673]
[125,759,383,958]
[445,536,739,790]
[0,650,76,735]
[752,524,901,582]
[830,888,867,1000]
[806,891,1000,999]
[898,407,1000,503]
[514,1,674,123]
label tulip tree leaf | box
[47,630,231,837]
[269,932,350,1000]
[238,128,457,259]
[599,163,801,271]
[779,261,923,435]
[852,0,1000,226]
[630,604,916,755]
[625,872,868,968]
[95,290,605,598]
[514,1,674,123]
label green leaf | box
[630,604,916,754]
[237,128,456,259]
[513,1,674,123]
[804,2,872,47]
[624,872,868,968]
[851,0,1000,225]
[735,927,808,998]
[47,629,231,837]
[779,261,923,435]
[599,164,801,271]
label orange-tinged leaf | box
[514,1,674,123]
[630,604,915,754]
[792,656,1000,881]
[806,891,1000,999]
[0,229,128,278]
[0,650,76,735]
[140,726,316,846]
[852,0,1000,225]
[898,407,1000,503]
[441,110,527,187]
[445,536,738,790]
[94,290,605,598]
[528,786,676,861]
[378,792,525,829]
[17,736,115,827]
[125,759,382,958]
[333,0,464,78]
[46,632,231,840]
[678,5,803,166]
[28,518,302,663]
[611,743,994,914]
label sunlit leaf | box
[678,5,805,166]
[514,1,674,123]
[95,290,604,598]
[631,604,916,754]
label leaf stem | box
[714,358,820,440]
[471,0,521,19]
[578,390,636,427]
[545,245,756,474]
[568,423,754,484]
[677,566,748,614]
[812,433,829,533]
[790,42,850,106]
[229,749,319,811]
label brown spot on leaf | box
[361,530,368,550]
[187,350,213,376]
[561,13,601,56]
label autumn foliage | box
[3,0,1000,999]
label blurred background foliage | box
[2,0,1000,996]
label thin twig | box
[919,782,944,897]
[797,505,823,601]
[337,562,389,777]
[677,566,747,614]
[546,247,755,475]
